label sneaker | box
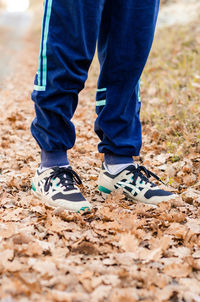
[32,166,91,213]
[98,163,177,205]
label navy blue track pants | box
[31,0,160,162]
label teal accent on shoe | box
[77,207,90,214]
[32,184,36,192]
[98,186,111,194]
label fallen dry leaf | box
[164,262,192,278]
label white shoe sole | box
[32,188,91,213]
[99,189,158,208]
[98,185,179,208]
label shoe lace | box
[127,165,164,186]
[44,167,82,191]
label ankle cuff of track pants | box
[104,153,134,165]
[41,150,69,168]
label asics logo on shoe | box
[114,181,143,197]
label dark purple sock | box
[41,150,69,168]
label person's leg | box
[97,0,177,204]
[31,0,105,167]
[95,0,160,159]
[31,0,106,212]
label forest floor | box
[0,2,200,302]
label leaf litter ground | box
[0,7,200,302]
